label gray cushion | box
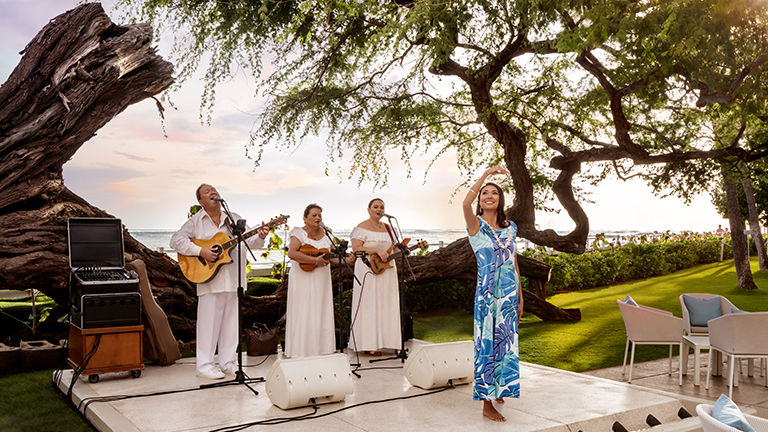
[683,295,722,327]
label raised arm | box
[463,165,510,236]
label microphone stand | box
[369,215,415,364]
[321,225,364,378]
[200,198,264,395]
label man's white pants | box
[196,291,238,373]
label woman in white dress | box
[349,198,401,355]
[285,204,336,357]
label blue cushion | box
[624,295,638,306]
[712,394,755,432]
[731,307,748,314]
[683,295,722,327]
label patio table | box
[682,335,722,386]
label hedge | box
[522,233,747,294]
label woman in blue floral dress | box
[462,165,523,422]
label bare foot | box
[495,397,505,404]
[483,401,506,422]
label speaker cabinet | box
[266,353,354,409]
[404,341,474,389]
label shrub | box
[523,233,738,294]
[246,277,281,296]
[405,279,473,312]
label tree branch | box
[551,121,616,148]
[696,54,768,107]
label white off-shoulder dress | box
[285,227,336,357]
[348,226,402,351]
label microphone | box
[318,221,331,233]
[380,212,395,219]
[211,196,225,202]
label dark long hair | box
[475,182,510,228]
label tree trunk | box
[0,4,200,337]
[725,180,758,290]
[742,179,768,271]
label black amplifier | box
[67,218,141,329]
[70,292,142,329]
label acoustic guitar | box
[178,214,288,283]
[297,244,340,271]
[368,239,428,275]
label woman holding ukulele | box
[284,204,336,357]
[349,198,401,355]
[462,166,523,422]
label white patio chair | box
[697,403,768,432]
[706,312,768,399]
[680,293,738,336]
[617,299,683,384]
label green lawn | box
[414,257,768,372]
[0,369,94,431]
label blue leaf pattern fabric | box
[468,217,520,401]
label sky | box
[0,0,730,234]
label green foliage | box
[187,204,202,218]
[270,262,287,279]
[259,227,289,279]
[0,294,59,336]
[524,233,735,293]
[404,279,473,313]
[121,0,768,193]
[246,276,281,296]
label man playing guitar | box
[170,184,269,379]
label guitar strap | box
[384,223,396,245]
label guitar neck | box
[221,224,268,250]
[385,243,423,262]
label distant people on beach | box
[170,184,268,379]
[463,165,522,422]
[716,224,725,237]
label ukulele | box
[368,239,428,275]
[297,244,341,271]
[178,215,288,283]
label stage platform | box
[54,340,710,432]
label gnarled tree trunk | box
[0,3,201,337]
[742,179,768,271]
[725,180,758,290]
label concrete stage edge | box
[54,340,713,432]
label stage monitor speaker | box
[404,341,473,389]
[265,353,354,410]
